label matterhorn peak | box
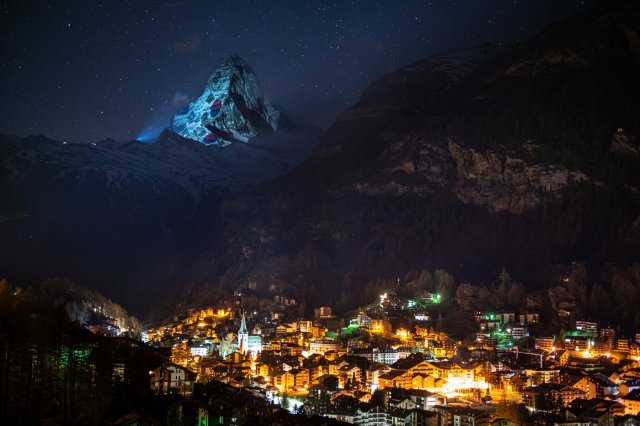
[172,55,280,146]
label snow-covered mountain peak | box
[172,56,280,146]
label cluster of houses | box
[140,287,640,425]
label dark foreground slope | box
[180,0,640,311]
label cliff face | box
[347,136,591,214]
[448,141,590,214]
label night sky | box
[1,0,599,144]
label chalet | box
[591,372,619,396]
[569,398,625,417]
[379,369,409,389]
[619,379,640,396]
[366,363,393,389]
[150,363,196,396]
[571,373,618,399]
[404,389,447,409]
[523,383,566,411]
[523,368,560,385]
[622,389,640,416]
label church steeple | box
[238,311,248,335]
[238,310,249,355]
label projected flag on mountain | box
[210,100,222,117]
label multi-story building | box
[351,348,410,365]
[479,320,500,332]
[519,311,540,325]
[273,370,295,391]
[356,312,374,329]
[524,369,560,385]
[311,324,327,340]
[550,385,587,407]
[314,307,333,319]
[403,389,447,409]
[306,382,337,416]
[497,311,516,325]
[298,320,313,333]
[309,339,344,355]
[572,376,597,399]
[433,405,489,426]
[617,339,630,351]
[291,368,310,390]
[190,344,211,357]
[622,390,640,416]
[575,320,598,337]
[354,405,389,426]
[564,336,591,351]
[150,363,196,396]
[600,327,615,341]
[507,326,527,340]
[592,339,613,355]
[535,336,555,351]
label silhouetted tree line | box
[0,279,167,425]
[564,262,640,330]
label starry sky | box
[0,0,600,143]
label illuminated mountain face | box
[171,56,280,146]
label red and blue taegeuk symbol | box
[210,99,222,117]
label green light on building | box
[197,408,209,426]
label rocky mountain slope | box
[177,0,640,311]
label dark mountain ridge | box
[172,0,640,313]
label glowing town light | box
[396,328,410,341]
[431,377,490,397]
[379,293,388,305]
